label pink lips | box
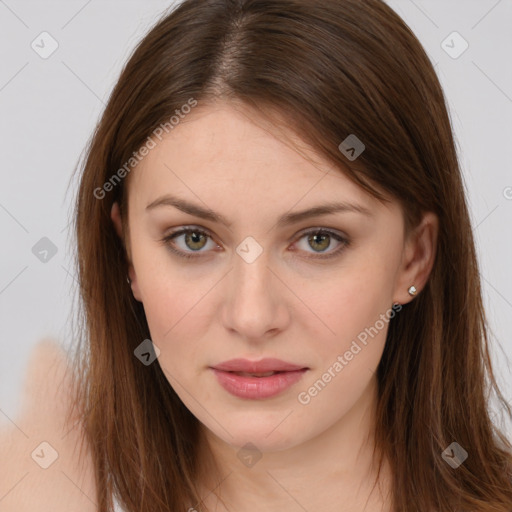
[210,358,308,399]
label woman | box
[63,0,512,510]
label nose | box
[221,247,290,342]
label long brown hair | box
[65,0,512,510]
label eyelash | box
[159,226,350,261]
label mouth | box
[227,370,286,377]
[210,362,309,400]
[211,357,308,374]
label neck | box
[193,376,393,512]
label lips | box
[212,358,307,374]
[210,358,309,399]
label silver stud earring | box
[127,276,131,284]
[408,285,417,296]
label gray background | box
[1,0,511,437]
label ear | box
[393,211,438,305]
[110,202,142,302]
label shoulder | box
[0,338,97,511]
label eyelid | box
[294,225,346,239]
[164,225,219,246]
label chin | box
[203,415,309,454]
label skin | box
[0,339,97,511]
[110,100,438,512]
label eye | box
[293,228,349,259]
[160,226,350,260]
[161,227,218,260]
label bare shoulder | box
[0,339,97,511]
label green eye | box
[308,232,332,252]
[162,228,215,259]
[294,229,349,259]
[182,231,208,251]
[161,227,349,261]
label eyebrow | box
[145,194,373,228]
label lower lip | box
[211,368,308,399]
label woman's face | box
[112,101,429,452]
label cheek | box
[132,254,216,373]
[139,277,207,349]
[130,238,198,330]
[305,261,394,347]
[294,254,397,407]
[294,277,393,421]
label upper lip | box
[211,358,307,373]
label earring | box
[127,276,131,284]
[408,285,417,296]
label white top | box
[113,495,125,512]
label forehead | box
[127,102,388,221]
